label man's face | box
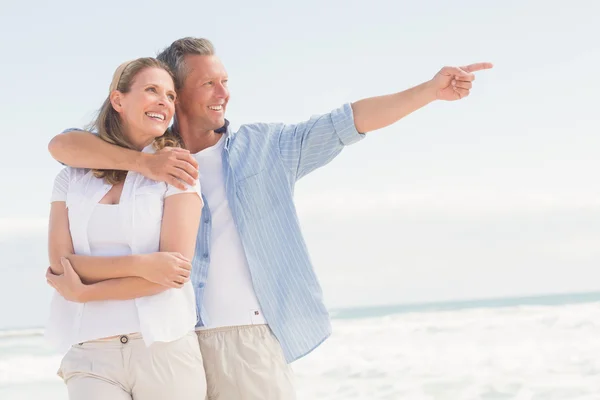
[176,55,229,131]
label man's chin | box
[212,118,226,131]
[196,116,226,132]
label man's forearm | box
[68,254,146,284]
[80,277,167,302]
[351,80,437,134]
[48,130,146,172]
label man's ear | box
[109,90,124,112]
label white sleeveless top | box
[45,145,202,353]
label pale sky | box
[1,0,599,328]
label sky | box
[1,0,599,328]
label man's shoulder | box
[235,121,285,135]
[230,122,285,146]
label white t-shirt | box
[79,203,141,341]
[46,149,202,351]
[194,134,266,328]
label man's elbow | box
[48,134,69,161]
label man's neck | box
[176,117,223,154]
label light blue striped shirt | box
[63,103,364,362]
[192,103,364,362]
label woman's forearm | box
[79,277,167,302]
[67,254,146,284]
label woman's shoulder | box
[134,174,169,194]
[53,167,92,187]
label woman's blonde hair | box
[90,57,181,184]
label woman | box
[45,58,206,399]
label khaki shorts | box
[197,324,296,400]
[58,331,206,400]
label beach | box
[3,293,600,400]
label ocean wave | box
[3,302,600,399]
[0,328,44,339]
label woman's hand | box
[137,252,192,288]
[46,257,89,302]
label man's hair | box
[157,37,215,91]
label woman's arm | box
[47,202,187,301]
[47,259,168,302]
[160,189,203,262]
[48,202,74,275]
[66,252,192,287]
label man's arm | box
[48,130,199,190]
[277,62,492,180]
[48,130,144,172]
[351,63,493,133]
[351,81,437,134]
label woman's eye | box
[146,87,157,93]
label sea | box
[2,292,600,400]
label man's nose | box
[215,82,228,98]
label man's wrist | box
[130,152,150,174]
[420,80,439,104]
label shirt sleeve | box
[61,127,95,134]
[277,103,365,181]
[51,167,70,203]
[165,179,202,202]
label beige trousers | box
[58,331,206,400]
[196,325,296,400]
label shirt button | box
[203,253,209,258]
[197,283,205,289]
[204,217,210,223]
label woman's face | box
[113,67,176,149]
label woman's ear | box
[109,90,124,112]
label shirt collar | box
[215,119,229,134]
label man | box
[48,37,492,399]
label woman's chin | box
[145,125,169,137]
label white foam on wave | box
[3,302,600,399]
[0,354,63,385]
[294,302,600,400]
[0,329,44,339]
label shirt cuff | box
[61,127,83,134]
[61,127,98,135]
[331,103,365,146]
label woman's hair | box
[90,57,181,185]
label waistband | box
[195,324,268,337]
[73,332,142,348]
